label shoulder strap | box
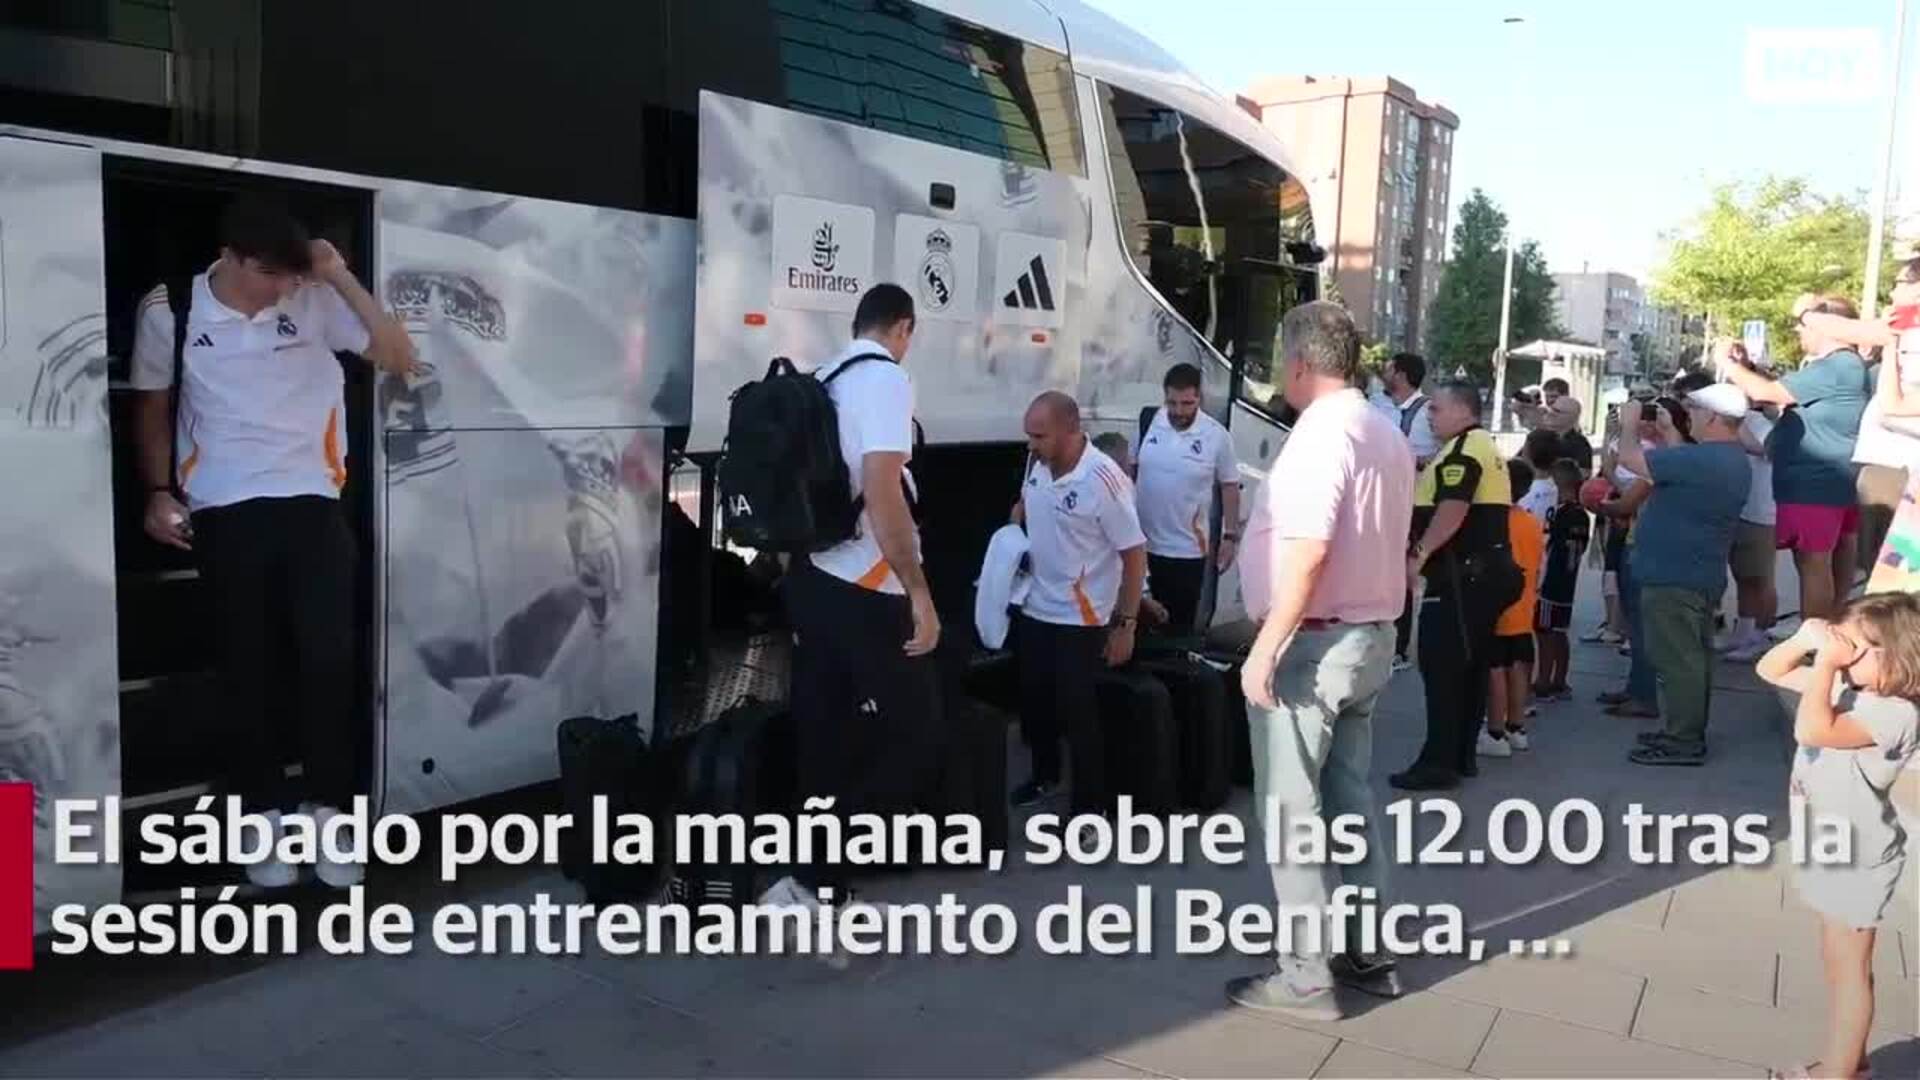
[1398,396,1425,437]
[819,351,895,387]
[1137,405,1158,446]
[826,351,916,524]
[165,276,194,491]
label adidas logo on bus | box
[1001,255,1056,312]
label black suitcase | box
[965,650,1021,715]
[930,632,1011,853]
[1093,667,1178,815]
[1135,654,1232,811]
[556,713,670,903]
[664,696,796,914]
[1196,650,1255,787]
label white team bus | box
[0,0,1321,926]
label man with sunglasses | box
[1719,294,1872,622]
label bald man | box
[1542,395,1594,473]
[1008,391,1149,813]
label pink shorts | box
[1774,503,1861,555]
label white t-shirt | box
[130,267,372,511]
[1518,477,1557,526]
[1851,329,1920,468]
[1132,409,1238,559]
[1020,442,1147,627]
[1740,412,1777,526]
[808,339,920,595]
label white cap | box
[1686,383,1749,420]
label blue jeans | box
[1618,555,1658,707]
[1247,621,1395,965]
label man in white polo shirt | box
[1009,391,1147,814]
[1133,363,1241,633]
[130,196,416,889]
[762,283,940,914]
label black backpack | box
[718,353,893,553]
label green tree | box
[1426,189,1561,384]
[1649,177,1900,366]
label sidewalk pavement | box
[3,578,1917,1078]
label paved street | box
[3,575,1917,1079]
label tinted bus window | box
[1099,84,1315,418]
[768,0,1084,176]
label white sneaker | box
[243,810,298,889]
[1506,730,1531,752]
[302,803,365,889]
[758,876,846,968]
[1476,731,1514,758]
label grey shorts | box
[1730,519,1775,581]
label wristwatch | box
[1221,532,1240,542]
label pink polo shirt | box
[1242,388,1416,624]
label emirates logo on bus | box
[786,219,861,296]
[810,222,839,273]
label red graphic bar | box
[0,783,31,970]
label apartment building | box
[1552,270,1643,376]
[1240,75,1459,353]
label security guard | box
[1390,382,1520,791]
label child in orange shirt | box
[1482,459,1546,757]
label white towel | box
[974,524,1033,649]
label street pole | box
[1863,0,1910,318]
[1492,241,1515,430]
[1490,13,1526,432]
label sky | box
[1084,0,1917,284]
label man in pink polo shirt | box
[1227,301,1417,1021]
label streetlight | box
[1490,15,1526,432]
[1862,0,1910,317]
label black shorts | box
[1603,523,1627,572]
[1489,632,1535,668]
[1534,598,1573,633]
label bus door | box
[0,135,121,928]
[374,181,692,814]
[1206,257,1317,630]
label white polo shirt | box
[809,339,920,595]
[1132,409,1238,559]
[130,267,371,511]
[1020,441,1146,627]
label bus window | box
[766,0,1084,176]
[1098,83,1316,418]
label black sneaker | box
[1628,742,1706,767]
[1389,766,1459,791]
[1010,779,1058,808]
[1330,953,1404,999]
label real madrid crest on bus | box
[918,229,956,314]
[892,214,978,322]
